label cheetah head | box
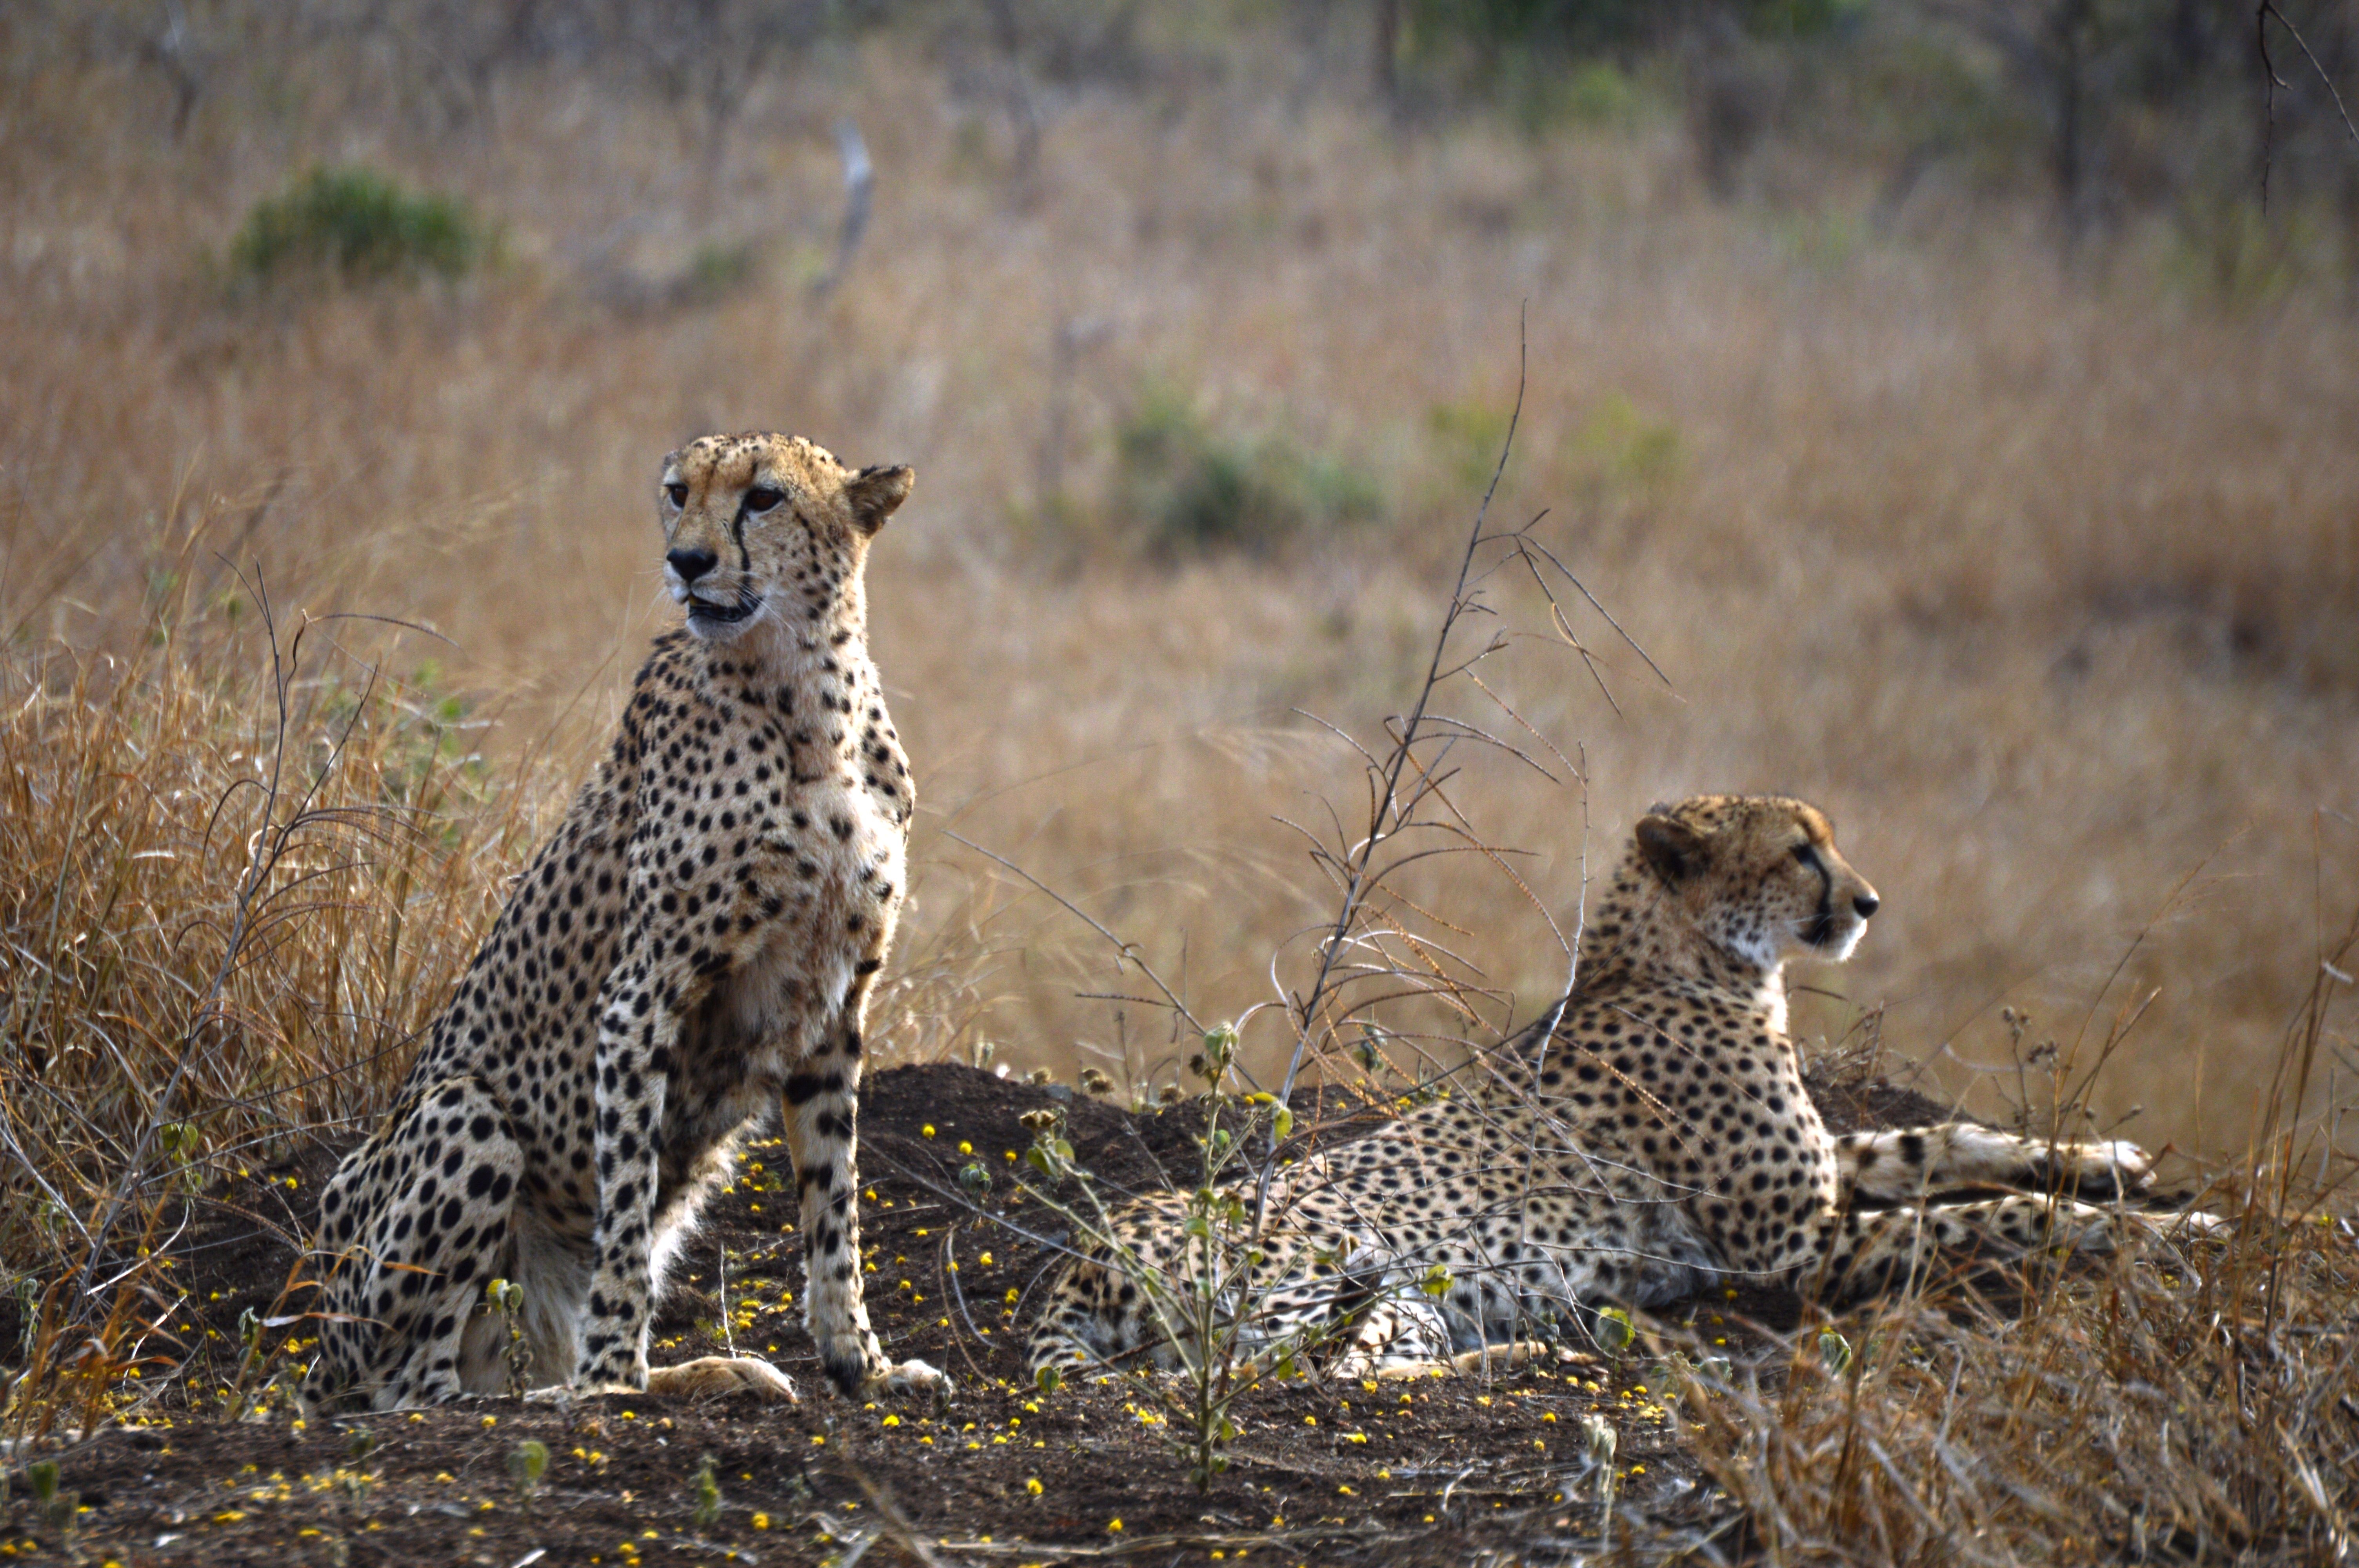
[1632,795,1881,971]
[656,432,914,643]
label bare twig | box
[2258,1,2359,213]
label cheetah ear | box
[1635,813,1705,886]
[844,464,914,535]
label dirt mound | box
[33,1062,1963,1564]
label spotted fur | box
[305,433,945,1410]
[1030,795,2166,1377]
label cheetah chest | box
[647,785,899,1201]
[713,775,903,1069]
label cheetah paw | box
[875,1357,952,1409]
[2162,1206,2232,1238]
[645,1356,800,1404]
[2046,1139,2155,1196]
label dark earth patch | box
[15,1063,1968,1565]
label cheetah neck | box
[1758,965,1790,1036]
[1574,853,1790,1028]
[698,601,879,708]
[734,591,870,675]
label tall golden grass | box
[1,8,2355,1474]
[0,519,557,1435]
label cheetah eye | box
[663,482,688,507]
[1792,842,1821,868]
[743,485,784,513]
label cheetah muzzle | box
[1030,794,2197,1380]
[305,432,948,1412]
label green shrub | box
[229,167,487,285]
[1426,399,1515,492]
[1571,393,1681,491]
[1113,391,1380,560]
[684,240,760,303]
[1406,0,1856,61]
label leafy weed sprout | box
[961,338,1672,1492]
[1011,1028,1336,1492]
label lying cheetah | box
[306,433,945,1410]
[1030,795,2179,1377]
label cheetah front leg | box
[1334,1288,1458,1379]
[782,1000,947,1401]
[576,961,797,1405]
[1806,1189,2201,1303]
[1836,1124,2152,1203]
[574,967,672,1394]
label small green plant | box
[339,1427,376,1504]
[1563,58,1642,124]
[224,1303,295,1420]
[1570,394,1681,493]
[508,1438,549,1505]
[27,1457,75,1536]
[484,1277,529,1398]
[690,1452,722,1529]
[1427,400,1516,493]
[14,1277,42,1363]
[229,166,488,285]
[1816,1327,1853,1377]
[1592,1305,1636,1357]
[157,1122,206,1195]
[683,241,760,305]
[1009,1026,1336,1493]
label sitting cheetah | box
[1030,795,2180,1377]
[305,433,945,1410]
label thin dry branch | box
[2258,0,2359,212]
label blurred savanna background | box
[5,0,2358,1276]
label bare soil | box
[20,1062,1962,1567]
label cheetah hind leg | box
[1333,1288,1458,1380]
[304,1076,530,1411]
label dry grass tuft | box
[0,517,549,1436]
[1684,1198,2358,1566]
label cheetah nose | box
[1853,893,1879,918]
[667,546,719,584]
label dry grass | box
[7,26,2355,1172]
[0,528,557,1436]
[1679,920,2359,1566]
[0,7,2355,1543]
[1679,1213,2359,1564]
